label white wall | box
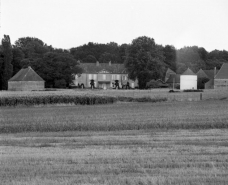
[180,75,197,90]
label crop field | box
[1,88,228,102]
[1,99,228,184]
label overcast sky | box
[1,0,228,51]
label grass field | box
[1,99,228,184]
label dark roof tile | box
[9,67,44,81]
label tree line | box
[0,35,228,89]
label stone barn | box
[214,63,228,89]
[8,66,45,91]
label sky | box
[1,0,228,51]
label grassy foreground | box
[1,100,228,184]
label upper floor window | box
[88,74,92,80]
[116,75,120,80]
[103,74,106,80]
[112,75,115,80]
[93,74,97,80]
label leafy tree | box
[31,52,82,88]
[125,36,165,89]
[82,55,97,63]
[0,35,13,90]
[11,47,25,75]
[163,45,176,72]
[99,52,116,63]
[14,37,50,59]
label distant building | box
[166,74,180,89]
[180,68,197,90]
[165,68,176,82]
[196,68,217,89]
[8,66,45,91]
[214,63,228,89]
[73,61,138,89]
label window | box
[112,75,115,80]
[103,74,106,80]
[116,75,120,80]
[93,74,97,80]
[88,74,92,80]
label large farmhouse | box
[8,66,45,91]
[73,61,138,89]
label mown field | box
[1,99,228,185]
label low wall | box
[8,81,45,91]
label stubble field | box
[1,98,228,185]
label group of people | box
[78,80,131,89]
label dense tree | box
[29,52,82,88]
[82,55,97,63]
[163,45,176,71]
[0,35,13,90]
[125,36,165,89]
[11,47,25,75]
[14,37,50,59]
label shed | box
[180,68,197,90]
[8,66,45,91]
[214,63,228,89]
[166,74,180,89]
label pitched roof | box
[204,70,217,79]
[9,67,44,81]
[197,69,209,79]
[166,68,176,75]
[166,74,180,83]
[215,63,228,79]
[181,68,196,75]
[79,62,126,74]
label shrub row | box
[0,95,117,107]
[117,96,167,103]
[183,89,203,92]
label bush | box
[183,89,203,92]
[54,79,67,88]
[117,96,167,103]
[0,94,117,107]
[146,80,159,88]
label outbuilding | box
[8,66,45,91]
[214,63,228,89]
[180,68,197,90]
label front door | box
[102,83,107,90]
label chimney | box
[214,67,216,78]
[109,61,111,66]
[96,61,99,66]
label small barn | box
[165,68,176,82]
[214,63,228,89]
[180,68,197,90]
[8,66,45,91]
[166,74,180,89]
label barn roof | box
[166,68,176,75]
[9,66,44,81]
[166,74,180,83]
[215,63,228,79]
[181,68,196,75]
[79,62,126,74]
[204,69,217,79]
[197,69,209,79]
